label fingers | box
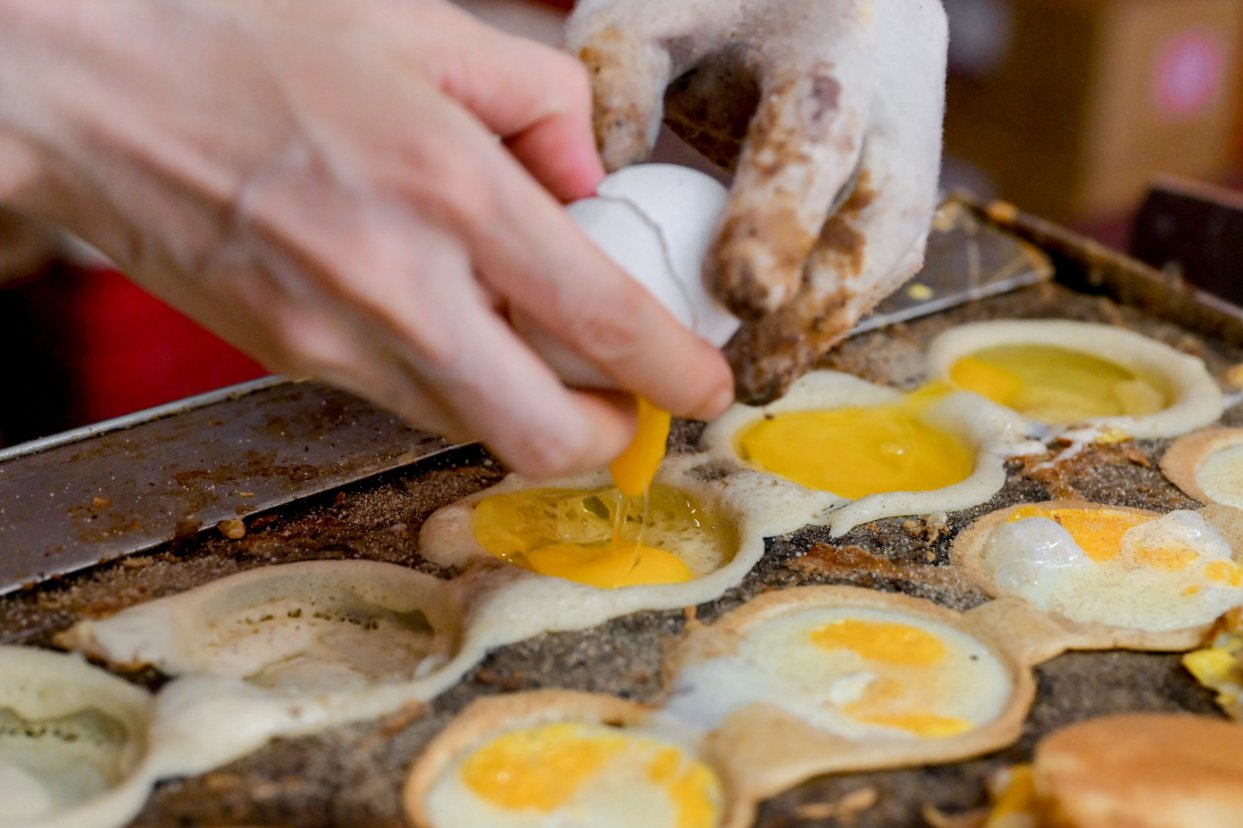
[395,298,642,477]
[565,1,739,171]
[458,133,735,421]
[427,16,605,202]
[707,65,868,320]
[724,146,940,404]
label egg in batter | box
[733,384,976,500]
[927,320,1223,439]
[660,587,1033,799]
[953,501,1243,641]
[470,481,730,590]
[406,692,725,828]
[1161,427,1243,511]
[419,456,818,652]
[701,370,1039,535]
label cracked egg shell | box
[0,647,154,828]
[404,690,740,828]
[417,454,821,636]
[660,586,1035,803]
[952,500,1243,650]
[699,370,1040,535]
[1161,427,1243,510]
[57,560,480,731]
[927,320,1223,439]
[512,164,739,389]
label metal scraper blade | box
[852,200,1054,336]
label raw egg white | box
[699,370,1041,535]
[405,692,727,828]
[953,501,1243,638]
[927,320,1224,440]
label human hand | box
[567,0,949,403]
[0,0,733,475]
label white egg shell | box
[514,164,739,389]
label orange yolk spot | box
[840,677,973,738]
[460,723,722,826]
[986,765,1038,826]
[646,747,721,828]
[520,541,692,590]
[846,710,974,738]
[735,385,975,499]
[471,484,728,589]
[1131,544,1199,572]
[610,397,672,499]
[1206,561,1243,588]
[461,723,623,812]
[1008,505,1152,562]
[949,345,1167,424]
[809,619,948,666]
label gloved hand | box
[567,0,949,403]
[0,0,733,476]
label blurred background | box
[2,0,1241,446]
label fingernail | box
[699,381,736,421]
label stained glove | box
[567,0,949,402]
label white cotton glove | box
[0,0,734,476]
[567,0,949,403]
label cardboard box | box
[945,0,1243,223]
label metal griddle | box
[1,195,1240,827]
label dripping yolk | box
[610,397,672,499]
[461,723,722,827]
[471,484,728,589]
[735,388,975,499]
[950,345,1167,424]
[809,619,948,666]
[1008,505,1152,562]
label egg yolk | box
[462,723,623,812]
[1206,561,1243,588]
[985,765,1039,826]
[950,345,1167,424]
[735,387,975,499]
[461,723,721,828]
[610,397,672,499]
[1007,505,1152,562]
[836,674,972,738]
[846,710,974,738]
[471,484,728,589]
[809,619,948,667]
